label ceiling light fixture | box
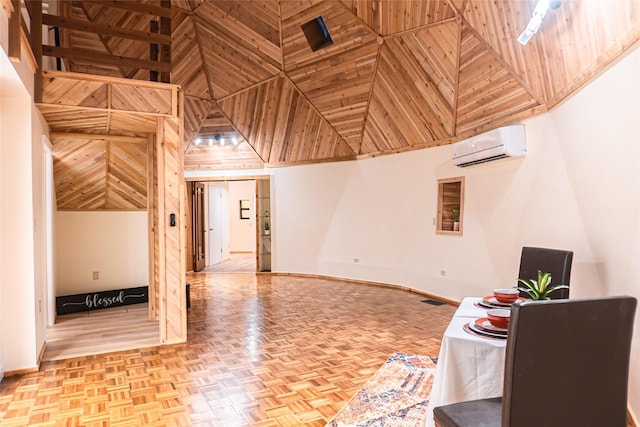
[195,135,241,147]
[517,0,560,45]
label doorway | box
[189,178,271,273]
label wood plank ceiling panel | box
[107,140,148,209]
[52,136,149,210]
[340,0,455,36]
[219,77,355,164]
[361,20,459,154]
[279,0,326,20]
[183,100,265,169]
[283,1,379,153]
[537,0,640,107]
[197,102,240,139]
[184,142,264,170]
[463,0,549,103]
[194,0,281,99]
[40,106,157,135]
[282,1,377,71]
[38,105,110,133]
[172,10,210,98]
[52,138,108,210]
[448,0,467,14]
[108,112,158,133]
[183,96,210,151]
[455,24,540,136]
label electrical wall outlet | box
[93,271,99,280]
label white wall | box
[270,46,640,417]
[0,55,37,374]
[55,211,148,295]
[31,108,49,360]
[228,180,256,252]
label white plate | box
[475,317,508,334]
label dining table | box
[424,296,509,427]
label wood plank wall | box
[155,115,187,344]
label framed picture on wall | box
[240,199,250,219]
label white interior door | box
[207,185,224,266]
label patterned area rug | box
[327,352,437,427]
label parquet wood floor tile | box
[1,273,456,426]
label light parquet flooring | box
[0,273,456,426]
[43,304,160,361]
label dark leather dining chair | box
[518,246,573,299]
[433,296,637,427]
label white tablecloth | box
[424,297,507,427]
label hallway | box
[201,252,256,273]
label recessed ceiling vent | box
[301,16,333,52]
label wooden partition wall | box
[155,114,187,344]
[38,71,187,344]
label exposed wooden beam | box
[77,0,172,18]
[49,132,149,143]
[43,45,172,72]
[75,1,131,79]
[38,103,173,120]
[42,69,180,90]
[31,0,43,102]
[8,0,20,61]
[42,13,171,44]
[159,0,171,84]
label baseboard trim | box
[38,341,47,365]
[3,366,39,377]
[3,343,46,378]
[268,272,460,307]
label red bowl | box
[493,288,519,304]
[487,309,510,328]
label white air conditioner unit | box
[452,125,526,167]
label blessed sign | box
[56,286,149,315]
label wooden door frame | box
[192,182,206,272]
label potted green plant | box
[452,208,460,231]
[516,270,569,300]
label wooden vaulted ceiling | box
[43,0,640,176]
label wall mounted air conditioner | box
[452,124,526,167]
